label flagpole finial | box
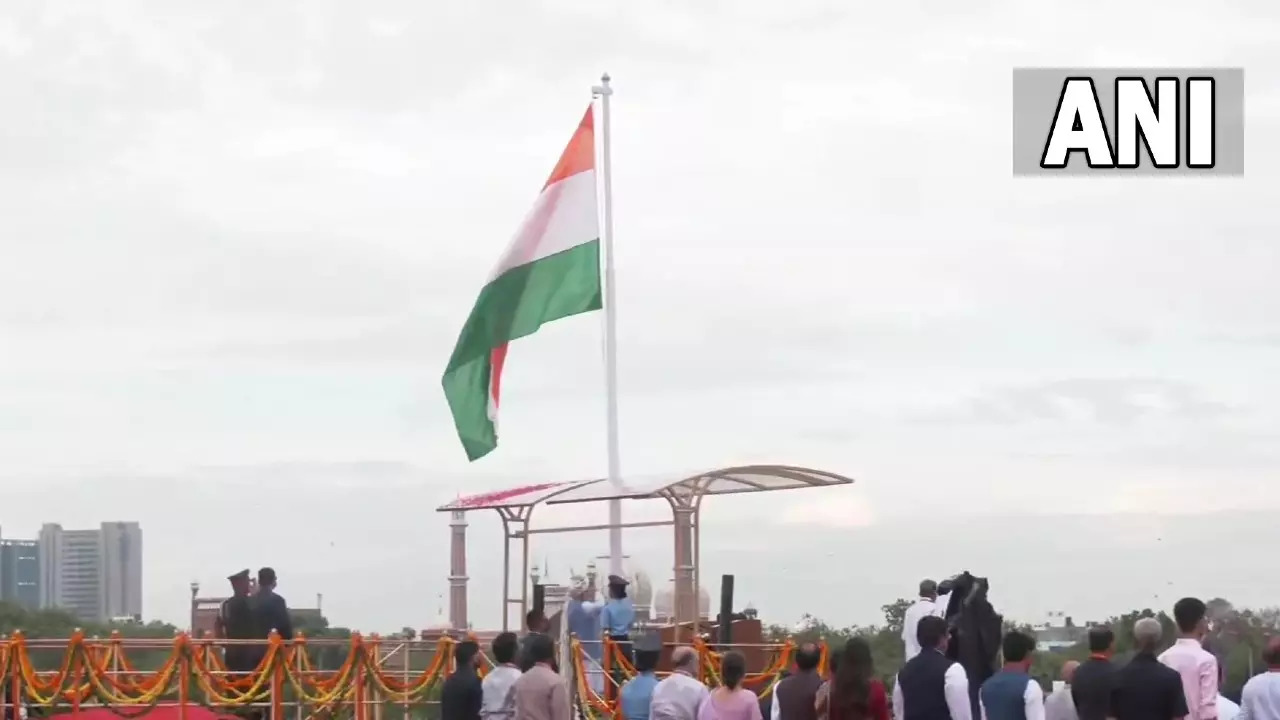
[593,73,612,97]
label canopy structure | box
[436,464,854,635]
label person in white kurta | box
[902,579,947,661]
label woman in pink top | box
[699,651,764,720]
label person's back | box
[620,634,663,720]
[698,652,762,720]
[977,632,1042,720]
[701,688,763,720]
[442,641,484,720]
[1159,599,1218,720]
[513,634,570,720]
[251,568,293,640]
[774,644,823,720]
[220,571,256,673]
[1239,638,1280,720]
[518,609,557,673]
[898,652,955,720]
[652,648,710,720]
[825,638,888,720]
[1111,619,1188,720]
[904,581,945,662]
[1044,662,1079,720]
[1071,628,1116,720]
[622,672,661,720]
[894,615,970,720]
[482,633,522,720]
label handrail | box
[0,631,806,720]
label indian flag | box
[442,106,603,461]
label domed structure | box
[632,570,655,620]
[652,581,712,621]
[577,559,655,620]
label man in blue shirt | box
[979,631,1044,720]
[567,581,605,694]
[620,633,663,720]
[601,575,637,653]
[602,574,638,693]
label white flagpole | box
[592,72,624,578]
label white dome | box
[632,570,654,607]
[652,582,712,620]
[578,559,654,607]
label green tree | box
[0,601,181,670]
[881,599,912,636]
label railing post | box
[354,635,368,720]
[178,633,190,720]
[271,631,284,720]
[294,634,303,720]
[9,633,22,720]
[401,639,411,720]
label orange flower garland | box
[2,630,807,720]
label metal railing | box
[0,632,454,720]
[0,633,809,720]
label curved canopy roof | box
[435,464,853,512]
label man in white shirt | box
[1044,661,1079,720]
[894,615,972,720]
[651,646,710,720]
[481,632,522,720]
[903,580,947,662]
[1239,637,1280,720]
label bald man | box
[650,647,709,720]
[1045,661,1080,720]
[1239,637,1280,720]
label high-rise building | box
[37,522,143,622]
[0,528,40,610]
[100,522,143,620]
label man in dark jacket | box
[442,640,484,720]
[1071,627,1117,720]
[519,609,556,672]
[247,567,292,671]
[217,569,257,673]
[940,572,1002,719]
[773,644,823,720]
[893,615,974,720]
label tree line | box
[0,601,356,670]
[765,597,1277,700]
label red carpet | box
[55,708,239,720]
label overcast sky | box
[1,0,1278,632]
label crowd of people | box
[895,580,1280,720]
[433,572,1280,720]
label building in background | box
[100,522,143,620]
[0,530,41,610]
[38,522,143,622]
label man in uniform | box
[217,569,257,674]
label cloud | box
[912,378,1238,426]
[776,491,876,529]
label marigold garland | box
[1,631,452,712]
[3,630,806,720]
[569,634,815,718]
